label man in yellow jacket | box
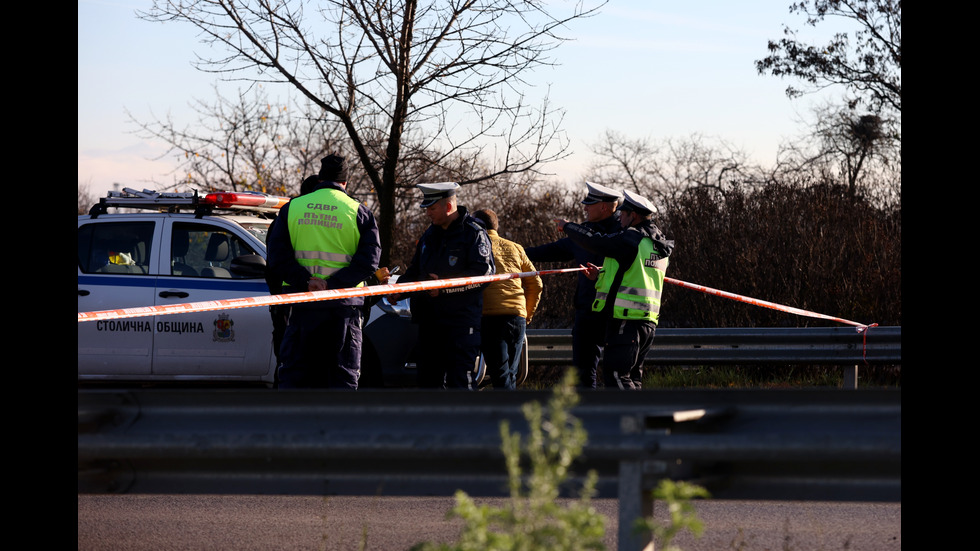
[472,209,543,389]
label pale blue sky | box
[78,0,845,198]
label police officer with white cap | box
[555,189,674,389]
[397,182,495,389]
[525,181,623,389]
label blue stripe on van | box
[78,275,270,294]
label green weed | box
[412,370,709,551]
[634,479,711,551]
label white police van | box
[78,188,287,386]
[77,188,518,388]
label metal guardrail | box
[78,388,901,551]
[526,326,901,365]
[525,326,900,390]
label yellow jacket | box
[482,229,543,322]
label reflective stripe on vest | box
[592,236,668,322]
[286,187,363,283]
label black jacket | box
[399,205,495,325]
[562,219,674,317]
[525,215,621,311]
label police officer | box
[556,190,674,390]
[525,181,622,389]
[397,182,495,389]
[266,174,322,379]
[267,155,382,389]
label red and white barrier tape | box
[665,277,875,332]
[78,267,876,332]
[77,267,585,323]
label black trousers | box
[278,306,363,389]
[602,319,656,390]
[416,321,481,389]
[571,309,607,389]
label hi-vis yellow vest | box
[286,187,362,284]
[592,235,668,322]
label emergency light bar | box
[201,191,290,210]
[88,187,290,217]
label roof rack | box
[87,188,290,218]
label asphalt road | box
[77,495,900,550]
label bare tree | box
[755,0,901,116]
[774,101,900,201]
[78,182,95,214]
[754,1,901,201]
[140,0,606,265]
[586,132,765,206]
[586,130,662,193]
[129,85,349,195]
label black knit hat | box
[319,155,348,182]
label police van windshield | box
[238,222,271,245]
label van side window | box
[172,222,259,279]
[78,222,154,275]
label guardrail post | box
[844,365,858,389]
[617,414,654,551]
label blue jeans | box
[481,315,527,390]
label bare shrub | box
[658,183,901,328]
[384,178,901,330]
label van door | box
[151,219,276,382]
[77,219,158,376]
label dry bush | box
[658,183,901,328]
[381,179,901,330]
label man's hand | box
[307,277,327,292]
[427,273,440,297]
[582,262,601,281]
[374,266,392,284]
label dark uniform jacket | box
[561,219,674,318]
[525,215,621,311]
[400,205,495,325]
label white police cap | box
[417,182,460,207]
[580,181,623,205]
[617,190,657,216]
